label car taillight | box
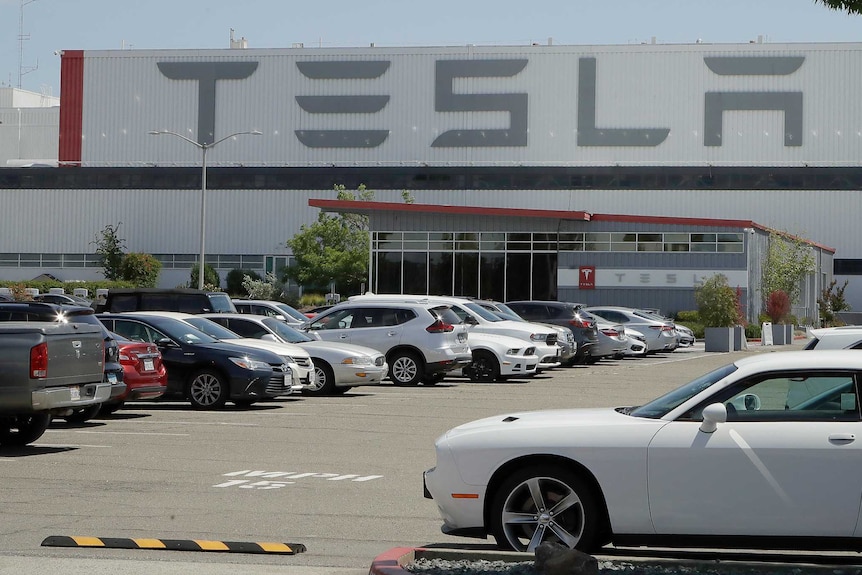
[30,342,48,379]
[601,328,621,337]
[426,320,454,333]
[568,318,590,329]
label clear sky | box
[2,0,862,96]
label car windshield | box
[464,302,503,322]
[494,303,525,320]
[262,317,313,342]
[184,317,243,340]
[628,363,738,419]
[208,294,235,313]
[143,316,220,345]
[274,303,308,323]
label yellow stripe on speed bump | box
[41,536,306,554]
[194,540,230,551]
[71,536,105,547]
[132,538,166,549]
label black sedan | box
[98,313,290,409]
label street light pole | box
[148,129,262,289]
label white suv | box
[349,294,562,370]
[302,301,472,386]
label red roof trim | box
[308,199,836,253]
[58,50,84,166]
[590,213,759,228]
[308,199,591,221]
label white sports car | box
[424,350,862,552]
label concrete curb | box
[367,546,862,575]
[368,548,532,575]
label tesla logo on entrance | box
[579,266,596,289]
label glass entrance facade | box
[370,230,745,300]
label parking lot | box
[0,341,808,575]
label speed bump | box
[41,535,306,554]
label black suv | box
[505,301,599,364]
[0,301,126,422]
[95,288,236,314]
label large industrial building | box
[1,40,858,322]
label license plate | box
[70,386,80,401]
[143,359,155,371]
[108,372,118,384]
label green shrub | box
[745,323,762,339]
[119,253,161,287]
[226,268,260,296]
[675,310,700,323]
[299,293,326,307]
[190,263,220,289]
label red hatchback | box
[107,333,168,412]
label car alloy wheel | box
[304,359,337,395]
[491,465,599,552]
[187,369,228,409]
[389,351,422,386]
[467,350,500,383]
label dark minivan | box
[95,289,236,314]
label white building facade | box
[0,42,856,319]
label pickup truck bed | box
[0,322,109,446]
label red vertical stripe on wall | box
[58,50,84,166]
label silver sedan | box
[201,313,388,395]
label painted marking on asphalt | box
[215,469,383,489]
[35,442,113,448]
[73,430,189,436]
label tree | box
[119,253,162,287]
[695,274,740,327]
[818,279,851,326]
[815,0,862,14]
[760,232,815,307]
[765,289,791,324]
[284,184,373,294]
[93,223,126,281]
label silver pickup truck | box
[0,322,109,447]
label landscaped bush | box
[299,293,326,307]
[226,268,261,296]
[119,252,162,287]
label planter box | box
[733,326,746,351]
[772,324,787,345]
[704,327,734,352]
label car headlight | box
[229,357,271,371]
[529,333,545,342]
[342,356,373,366]
[507,348,521,355]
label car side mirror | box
[155,337,177,348]
[464,316,478,325]
[260,334,278,342]
[699,403,727,434]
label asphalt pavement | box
[1,336,830,575]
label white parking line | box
[74,430,189,436]
[34,443,113,448]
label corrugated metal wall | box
[77,43,862,167]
